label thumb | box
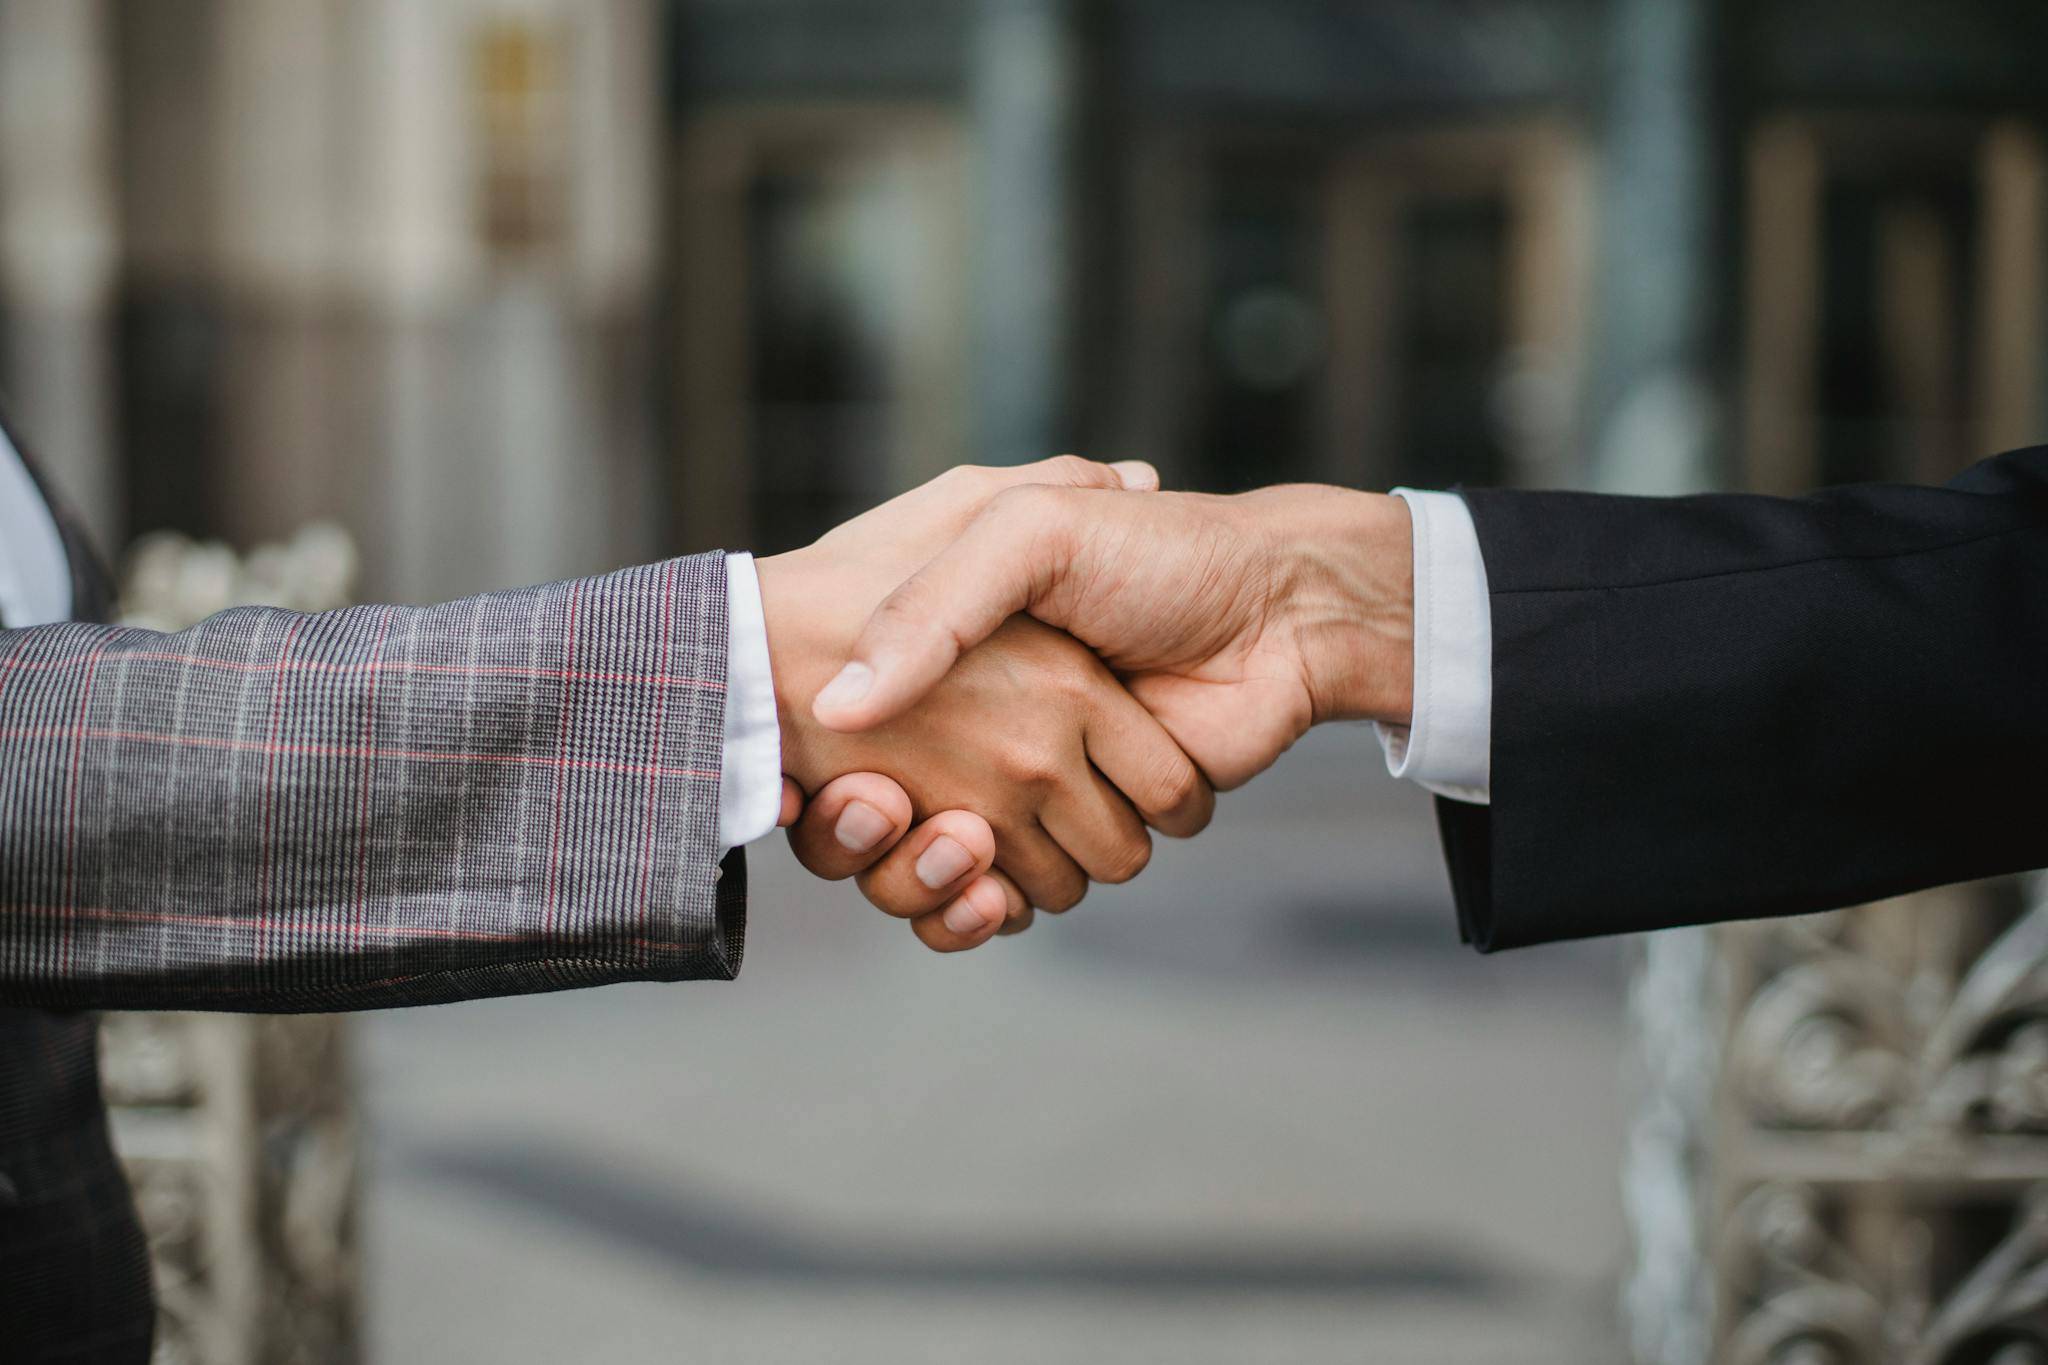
[812,486,1072,731]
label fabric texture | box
[1374,488,1491,804]
[0,553,743,1013]
[1436,445,2048,951]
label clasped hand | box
[759,457,1414,952]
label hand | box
[809,483,1416,790]
[759,459,1216,942]
[774,773,1026,951]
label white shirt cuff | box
[1374,489,1492,805]
[720,552,784,851]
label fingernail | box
[942,892,993,936]
[916,836,976,890]
[834,800,893,854]
[814,661,874,714]
[1109,459,1159,491]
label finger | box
[997,825,1089,914]
[813,484,1078,732]
[1126,671,1296,791]
[1040,768,1153,885]
[987,869,1033,933]
[778,777,805,829]
[785,772,914,880]
[908,873,1020,953]
[1084,684,1215,839]
[979,453,1157,494]
[854,809,997,920]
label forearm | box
[0,553,742,1011]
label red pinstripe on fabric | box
[56,629,121,979]
[632,560,679,935]
[351,607,396,951]
[0,727,717,780]
[0,650,724,690]
[541,581,582,939]
[253,617,306,967]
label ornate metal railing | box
[1628,875,2048,1363]
[102,525,364,1365]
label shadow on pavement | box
[402,1136,1519,1300]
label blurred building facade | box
[2,0,2044,578]
[2,1,2048,1362]
[0,0,665,604]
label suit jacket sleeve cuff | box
[1374,489,1492,804]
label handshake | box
[757,456,1419,952]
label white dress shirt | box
[715,486,1498,855]
[1372,489,1492,805]
[719,553,785,851]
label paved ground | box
[361,726,1632,1363]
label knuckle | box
[1037,453,1100,486]
[1175,790,1216,836]
[987,481,1061,521]
[1150,760,1205,816]
[1040,875,1087,914]
[1043,658,1096,704]
[872,577,941,633]
[1001,739,1066,788]
[1098,832,1153,885]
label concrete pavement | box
[361,726,1631,1363]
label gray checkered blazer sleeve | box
[0,552,745,1012]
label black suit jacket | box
[1437,446,2048,951]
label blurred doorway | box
[1743,115,2048,494]
[669,107,967,555]
[1124,119,1591,497]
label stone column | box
[968,0,1085,464]
[0,0,120,545]
[1596,1,1728,1361]
[1586,0,1726,498]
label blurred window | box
[1744,117,2044,493]
[1196,148,1326,492]
[746,165,900,550]
[1816,161,1977,487]
[1388,194,1512,491]
[473,19,569,261]
[1157,123,1586,497]
[671,112,966,556]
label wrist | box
[753,548,842,783]
[1268,488,1414,728]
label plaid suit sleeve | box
[0,552,745,1012]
